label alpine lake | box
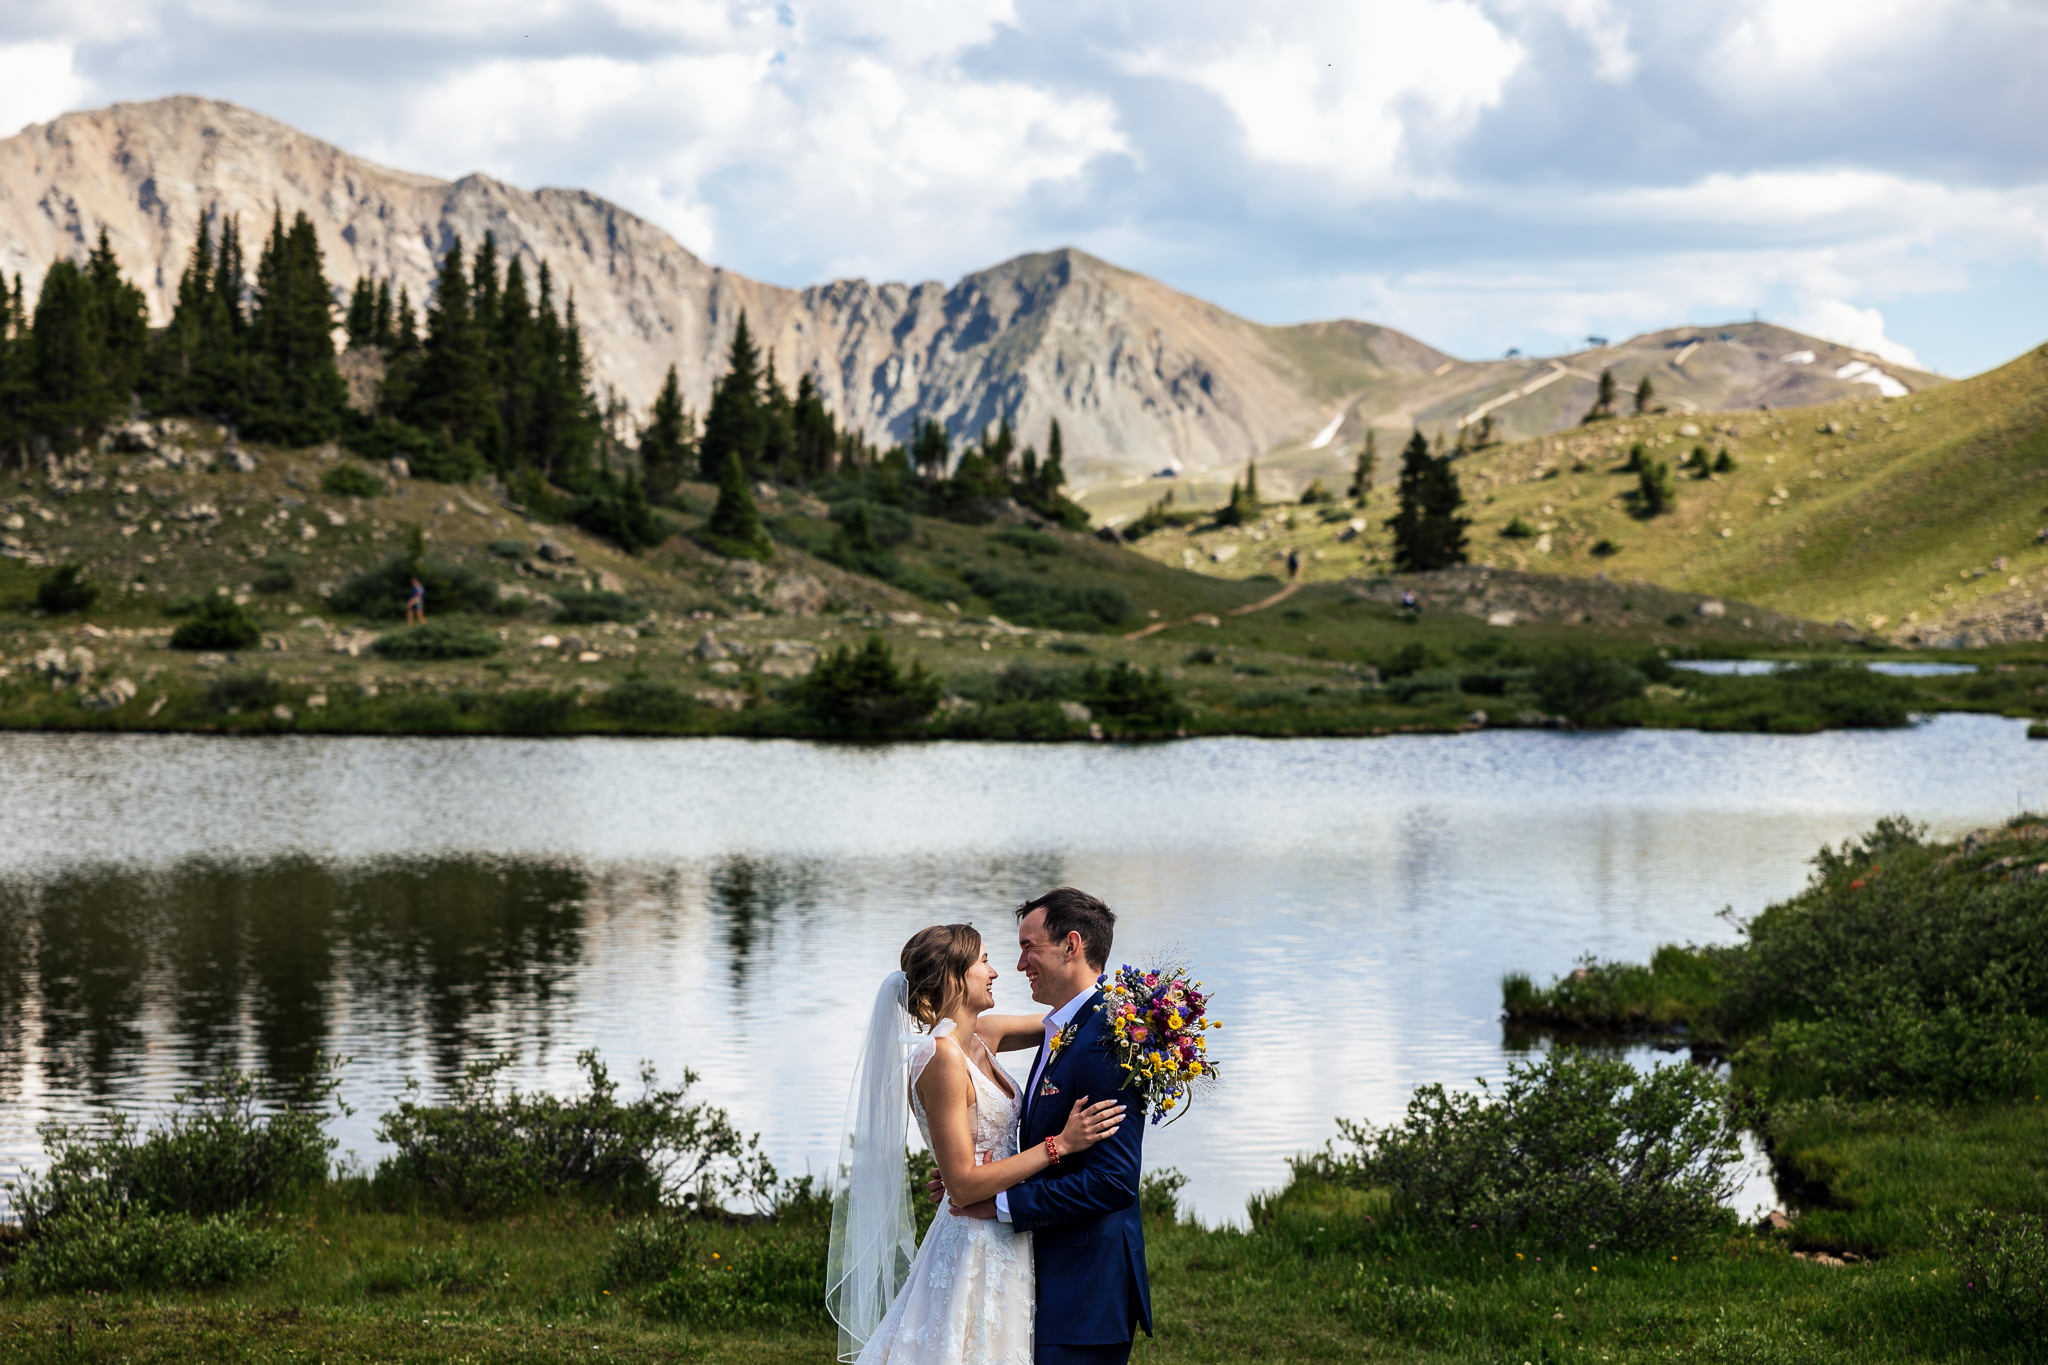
[2,713,2043,1227]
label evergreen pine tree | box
[640,363,693,503]
[758,349,796,477]
[406,237,497,461]
[495,256,538,468]
[394,286,419,353]
[84,227,149,398]
[1350,430,1377,505]
[372,279,394,347]
[1583,367,1617,423]
[345,278,377,348]
[549,292,599,485]
[704,449,770,558]
[1038,421,1066,499]
[28,260,116,446]
[698,312,763,481]
[1019,444,1039,485]
[1385,429,1470,571]
[911,417,949,481]
[792,370,836,479]
[1635,375,1655,414]
[1244,459,1260,506]
[988,416,1016,477]
[245,210,346,443]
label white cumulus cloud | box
[0,41,91,137]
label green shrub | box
[252,552,299,594]
[7,1198,291,1293]
[1591,538,1620,557]
[984,661,1081,704]
[321,462,386,498]
[790,636,942,735]
[829,499,914,550]
[959,566,1132,631]
[603,1216,696,1286]
[995,525,1061,556]
[1184,646,1219,665]
[1381,642,1439,678]
[1766,661,1916,728]
[1083,660,1188,733]
[487,538,529,560]
[600,680,695,726]
[1635,458,1677,516]
[206,671,283,714]
[569,479,665,552]
[372,621,501,660]
[162,592,209,617]
[373,1051,777,1215]
[1500,516,1536,539]
[493,688,576,734]
[1739,994,2048,1104]
[37,564,97,614]
[329,553,500,620]
[17,1066,338,1231]
[170,596,262,651]
[553,590,638,624]
[1940,1208,2048,1331]
[1297,1048,1741,1252]
[640,1231,826,1327]
[1532,648,1646,722]
[346,418,483,483]
[1140,1166,1189,1221]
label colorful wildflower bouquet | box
[1096,962,1219,1124]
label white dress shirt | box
[995,988,1094,1223]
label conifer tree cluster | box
[693,313,873,489]
[1,229,150,460]
[363,234,602,486]
[155,212,348,445]
[1385,429,1470,571]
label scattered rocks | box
[1058,700,1093,725]
[766,571,827,616]
[388,457,410,479]
[32,646,94,685]
[224,449,259,474]
[1486,610,1518,627]
[694,631,731,662]
[535,538,575,564]
[595,568,626,594]
[707,660,741,677]
[81,677,139,712]
[1696,600,1727,619]
[1210,544,1240,564]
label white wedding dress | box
[855,1019,1035,1365]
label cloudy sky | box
[2,0,2044,377]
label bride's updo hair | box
[900,924,983,1027]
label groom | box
[948,887,1152,1365]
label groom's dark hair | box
[1016,887,1115,970]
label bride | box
[827,923,1125,1364]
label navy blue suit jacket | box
[1006,989,1153,1346]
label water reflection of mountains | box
[0,853,843,1107]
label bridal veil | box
[825,970,920,1362]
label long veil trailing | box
[825,970,920,1362]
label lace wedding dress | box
[855,1019,1035,1365]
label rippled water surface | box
[2,717,2042,1224]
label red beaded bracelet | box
[1044,1136,1060,1163]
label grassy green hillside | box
[1122,340,2048,643]
[11,419,2004,740]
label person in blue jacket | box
[943,887,1152,1365]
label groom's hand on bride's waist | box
[948,1198,998,1220]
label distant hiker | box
[1400,588,1419,616]
[1286,549,1301,579]
[405,576,426,625]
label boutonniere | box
[1047,1017,1082,1064]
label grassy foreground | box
[4,1173,2036,1364]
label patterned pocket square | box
[1037,1080,1060,1099]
